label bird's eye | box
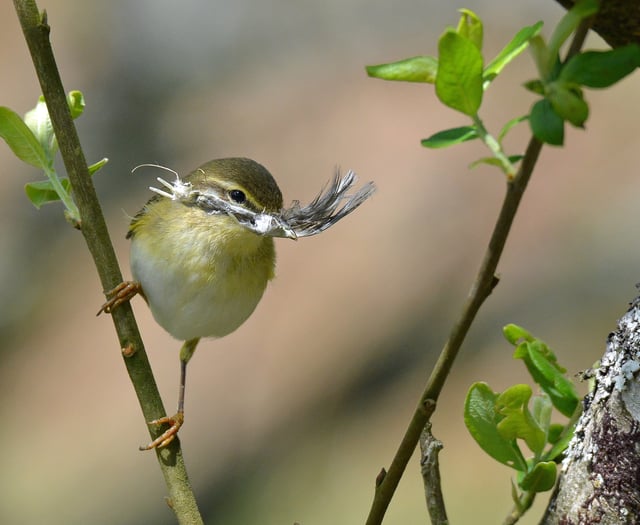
[229,189,246,204]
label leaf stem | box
[12,1,203,523]
[472,114,517,178]
[43,164,80,222]
[503,490,535,525]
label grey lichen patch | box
[543,294,640,523]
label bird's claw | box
[139,411,185,451]
[97,281,142,315]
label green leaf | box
[503,324,534,345]
[484,21,544,85]
[529,35,552,80]
[560,44,640,88]
[456,8,483,51]
[25,178,72,208]
[520,461,557,492]
[547,0,600,62]
[513,340,579,417]
[523,79,545,95]
[547,82,589,127]
[545,423,575,461]
[526,343,579,417]
[464,382,528,471]
[496,384,546,455]
[513,342,529,360]
[23,96,56,158]
[0,106,49,168]
[88,157,109,175]
[468,155,522,174]
[436,30,483,116]
[421,126,478,148]
[498,115,529,143]
[366,56,438,83]
[547,423,564,444]
[530,98,564,145]
[532,394,552,436]
[67,90,86,119]
[469,156,506,170]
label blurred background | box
[1,1,639,524]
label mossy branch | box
[12,1,203,523]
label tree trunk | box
[541,295,640,524]
[554,0,640,48]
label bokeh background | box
[2,1,639,524]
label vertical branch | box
[12,1,203,523]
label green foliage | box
[496,385,546,455]
[529,99,564,145]
[0,91,107,222]
[464,382,528,471]
[526,0,640,145]
[456,8,483,50]
[560,46,640,88]
[362,3,639,521]
[464,324,580,511]
[365,56,437,83]
[24,177,72,209]
[421,126,478,148]
[367,0,640,166]
[484,22,544,87]
[367,9,542,177]
[0,106,49,168]
[436,30,483,116]
[546,0,599,65]
[519,461,557,492]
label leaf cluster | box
[367,9,541,177]
[526,0,640,145]
[367,0,640,172]
[464,325,579,509]
[0,92,107,223]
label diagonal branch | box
[12,1,203,523]
[364,15,593,525]
[365,134,542,525]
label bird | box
[99,157,375,450]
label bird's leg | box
[97,281,143,315]
[139,337,200,451]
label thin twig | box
[502,490,535,525]
[419,406,448,525]
[365,14,594,525]
[365,132,542,525]
[12,1,203,523]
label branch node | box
[122,344,136,358]
[375,468,387,488]
[421,398,437,418]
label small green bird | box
[100,157,374,450]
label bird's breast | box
[130,210,277,341]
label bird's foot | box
[97,281,142,315]
[139,411,185,451]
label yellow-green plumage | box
[128,158,282,341]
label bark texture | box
[554,0,640,48]
[541,296,640,524]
